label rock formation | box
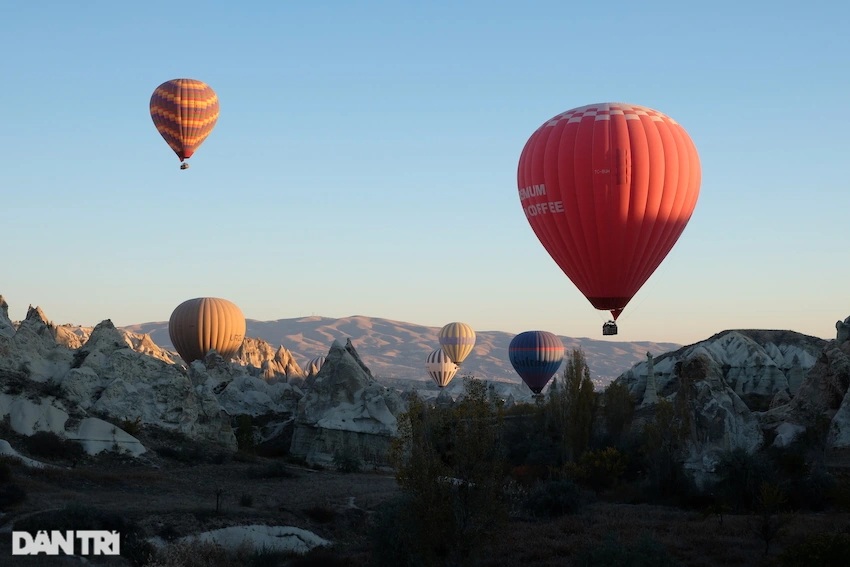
[289,339,406,468]
[621,330,823,412]
[617,328,826,483]
[0,300,312,455]
[232,337,304,381]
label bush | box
[121,416,143,436]
[0,483,27,509]
[523,479,582,518]
[24,431,85,462]
[333,447,363,473]
[576,532,680,566]
[713,447,778,511]
[569,446,627,494]
[303,505,336,524]
[780,531,850,566]
[287,546,356,567]
[16,503,155,565]
[0,459,11,483]
[249,461,296,479]
[239,492,254,507]
[368,496,422,567]
[235,415,255,453]
[144,540,235,567]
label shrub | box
[780,531,850,566]
[368,495,421,567]
[0,459,11,483]
[303,505,336,524]
[154,444,212,464]
[235,415,255,453]
[249,461,296,479]
[714,448,777,512]
[0,483,27,509]
[143,540,235,567]
[523,479,582,518]
[576,532,680,566]
[121,416,143,436]
[332,447,362,473]
[16,503,154,565]
[569,446,628,494]
[239,492,254,507]
[286,547,356,566]
[24,431,85,462]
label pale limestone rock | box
[232,337,304,381]
[290,339,406,467]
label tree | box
[560,348,596,460]
[603,381,634,443]
[569,446,628,494]
[641,399,691,500]
[390,377,507,565]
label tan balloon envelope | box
[168,297,246,363]
[438,322,476,365]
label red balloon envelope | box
[517,102,701,320]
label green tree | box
[602,380,634,443]
[642,399,691,500]
[391,377,507,566]
[561,348,596,460]
[569,446,628,495]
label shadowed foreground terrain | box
[2,428,850,567]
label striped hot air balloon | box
[150,78,220,169]
[438,322,476,365]
[168,297,245,363]
[425,349,459,388]
[304,355,326,377]
[508,330,564,394]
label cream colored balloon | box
[438,322,476,365]
[168,297,246,363]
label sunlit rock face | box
[758,318,850,450]
[620,330,824,412]
[290,339,406,468]
[63,320,237,449]
[615,329,827,484]
[231,337,304,381]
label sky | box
[1,1,848,346]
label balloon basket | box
[602,321,618,336]
[180,163,189,170]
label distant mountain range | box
[122,315,681,388]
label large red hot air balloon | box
[150,79,219,169]
[517,102,700,335]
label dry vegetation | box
[0,429,850,566]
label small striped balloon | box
[508,330,564,394]
[425,349,459,388]
[438,322,476,365]
[304,355,326,376]
[150,78,220,166]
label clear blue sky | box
[1,1,847,345]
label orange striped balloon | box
[150,79,219,167]
[168,297,245,363]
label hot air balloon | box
[438,322,476,365]
[150,79,220,169]
[508,331,564,395]
[304,355,326,377]
[168,297,245,363]
[425,349,459,388]
[517,102,701,335]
